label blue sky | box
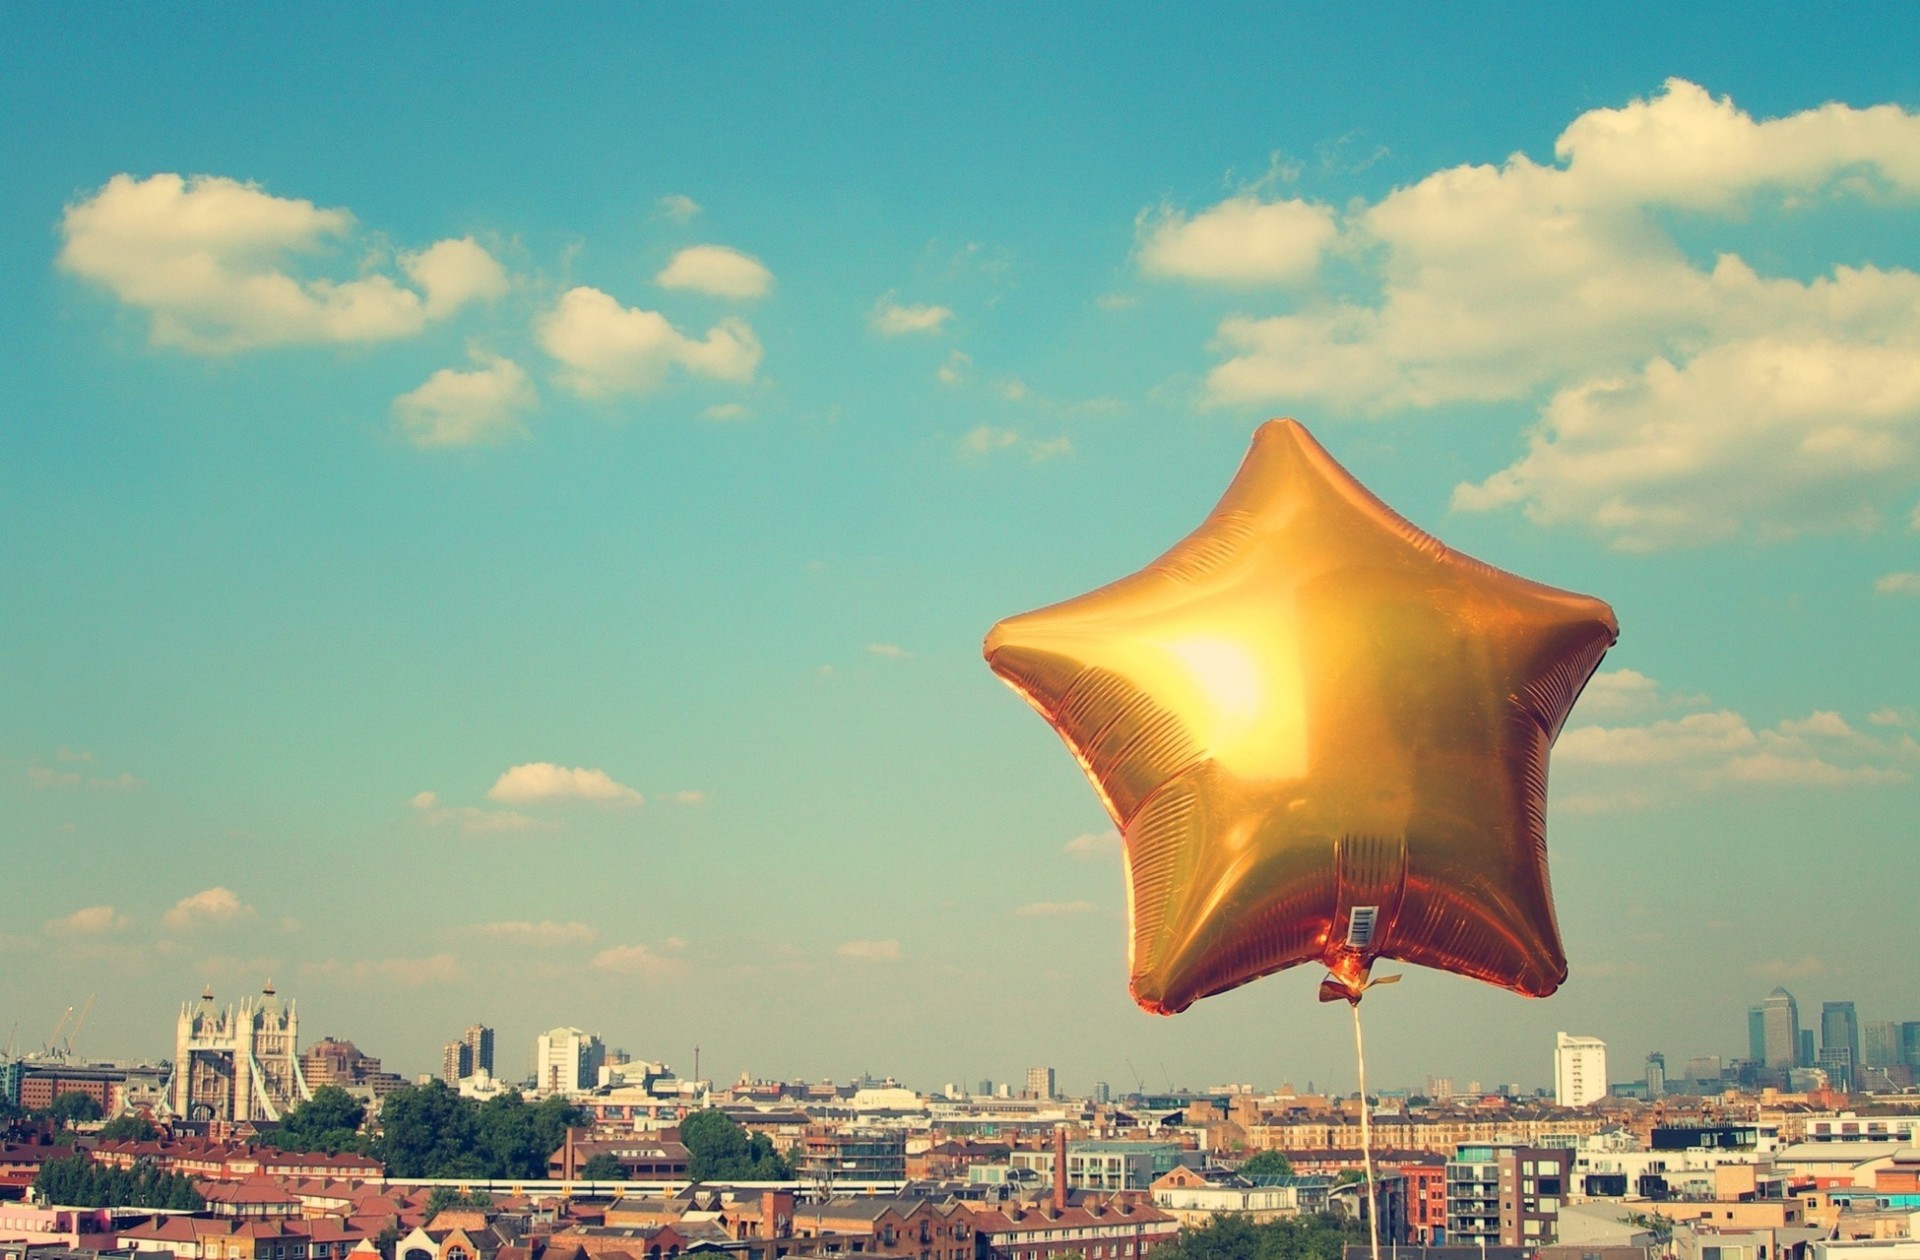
[4,6,1918,1095]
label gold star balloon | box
[984,420,1617,1013]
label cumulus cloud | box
[1064,828,1123,859]
[1876,571,1920,595]
[668,790,707,805]
[1137,195,1337,284]
[870,297,953,336]
[937,350,973,385]
[163,887,257,930]
[1750,955,1828,981]
[538,285,761,396]
[960,426,1072,461]
[27,764,142,791]
[58,173,505,352]
[591,942,685,978]
[487,762,642,804]
[701,403,750,422]
[867,643,910,659]
[467,920,597,946]
[409,790,552,834]
[392,354,536,448]
[1015,900,1098,918]
[45,905,130,936]
[1164,82,1920,549]
[836,938,901,961]
[657,194,701,223]
[1555,681,1917,808]
[655,245,773,299]
[400,237,509,319]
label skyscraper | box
[534,1026,605,1094]
[465,1024,495,1076]
[1759,988,1800,1070]
[1554,1032,1607,1107]
[1645,1052,1666,1099]
[1026,1065,1056,1100]
[1821,1001,1860,1067]
[1748,1006,1767,1063]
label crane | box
[63,995,96,1061]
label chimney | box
[1052,1126,1068,1213]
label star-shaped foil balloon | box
[985,420,1617,1013]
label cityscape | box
[6,11,1919,1260]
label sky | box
[3,5,1918,1098]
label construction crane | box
[63,994,95,1061]
[42,1006,73,1058]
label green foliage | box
[1238,1150,1295,1178]
[32,1153,203,1209]
[266,1085,372,1155]
[579,1152,625,1180]
[96,1114,158,1142]
[1146,1211,1365,1260]
[375,1082,589,1179]
[48,1091,103,1127]
[679,1109,792,1180]
[426,1186,496,1216]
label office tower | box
[1758,988,1800,1069]
[1799,1029,1816,1069]
[465,1024,495,1076]
[1748,1006,1767,1063]
[1646,1052,1666,1099]
[1865,1022,1899,1068]
[1554,1033,1607,1107]
[1093,1080,1110,1105]
[1821,1002,1859,1066]
[1026,1065,1056,1100]
[534,1026,606,1094]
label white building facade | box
[1555,1033,1608,1107]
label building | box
[1758,989,1802,1070]
[534,1027,605,1095]
[444,1025,495,1083]
[18,1063,169,1116]
[1026,1067,1056,1101]
[796,1126,907,1185]
[792,1197,976,1260]
[1646,1053,1666,1099]
[1821,1003,1859,1073]
[966,1199,1178,1260]
[172,983,310,1123]
[298,1039,404,1097]
[1554,1034,1607,1107]
[1446,1144,1571,1248]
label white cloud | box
[960,426,1072,461]
[1064,828,1123,859]
[1556,693,1917,807]
[667,790,707,805]
[1876,571,1920,595]
[468,920,597,946]
[487,762,642,804]
[400,236,509,319]
[1568,669,1662,719]
[163,887,257,930]
[591,942,685,978]
[657,194,701,223]
[58,173,502,352]
[45,905,130,936]
[393,354,536,448]
[1169,82,1920,549]
[409,790,439,809]
[538,285,761,397]
[937,350,973,385]
[1014,900,1097,918]
[870,297,953,336]
[27,758,143,791]
[1869,707,1916,727]
[836,938,901,961]
[655,245,773,299]
[867,643,910,659]
[409,790,552,834]
[701,403,750,422]
[1137,195,1337,284]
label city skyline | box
[5,7,1918,1091]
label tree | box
[47,1092,103,1128]
[426,1186,494,1216]
[376,1081,477,1178]
[32,1154,203,1210]
[270,1085,370,1154]
[580,1152,624,1180]
[679,1109,791,1180]
[1238,1150,1294,1178]
[1146,1211,1364,1260]
[97,1114,158,1142]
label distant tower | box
[1821,1003,1859,1072]
[1093,1081,1111,1105]
[466,1024,495,1076]
[1026,1066,1056,1101]
[172,981,309,1122]
[1759,988,1800,1070]
[1554,1033,1607,1107]
[1645,1052,1666,1099]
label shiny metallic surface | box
[985,420,1618,1013]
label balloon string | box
[1353,998,1380,1260]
